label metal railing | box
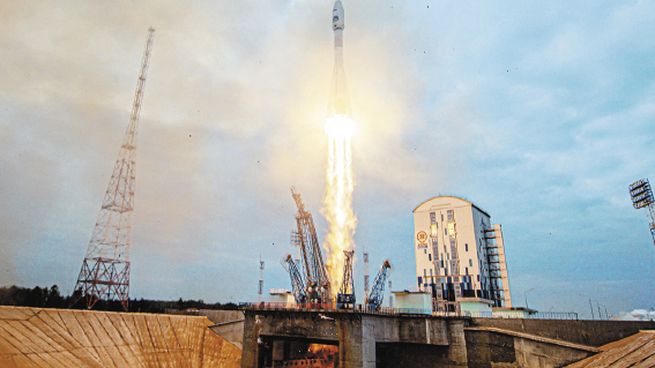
[463,311,579,320]
[245,302,579,320]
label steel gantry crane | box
[336,249,355,309]
[283,254,307,304]
[290,187,332,304]
[366,260,391,311]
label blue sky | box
[1,0,654,317]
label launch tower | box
[72,28,154,311]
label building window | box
[430,223,438,237]
[477,275,480,282]
[447,210,454,221]
[428,254,432,261]
[465,243,468,252]
[465,267,469,275]
[441,213,444,222]
[440,260,444,268]
[430,212,436,223]
[424,248,427,254]
[469,259,473,267]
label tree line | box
[0,285,239,313]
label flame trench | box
[323,115,356,293]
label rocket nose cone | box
[332,0,345,30]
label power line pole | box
[72,28,155,311]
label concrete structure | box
[392,290,432,315]
[166,308,246,349]
[465,326,598,367]
[241,309,655,368]
[466,317,655,367]
[241,309,468,368]
[413,196,511,313]
[0,306,241,367]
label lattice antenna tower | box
[73,28,155,311]
[258,254,265,301]
[629,178,655,246]
[363,247,370,297]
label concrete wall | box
[465,330,515,368]
[470,318,655,346]
[513,337,590,368]
[465,330,592,368]
[376,343,451,367]
[198,309,244,324]
[211,320,245,349]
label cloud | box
[0,0,427,300]
[613,309,655,321]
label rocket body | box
[329,0,349,116]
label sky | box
[1,0,654,317]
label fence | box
[245,302,579,320]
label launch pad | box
[241,308,466,368]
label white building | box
[392,290,432,315]
[413,196,512,313]
[268,289,295,305]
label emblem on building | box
[416,231,428,247]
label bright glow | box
[323,114,357,294]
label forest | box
[0,285,240,313]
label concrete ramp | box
[566,330,655,367]
[0,306,241,367]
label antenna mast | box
[72,28,155,311]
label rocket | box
[332,0,344,32]
[329,0,350,116]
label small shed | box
[392,290,432,315]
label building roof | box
[0,306,241,367]
[566,330,655,367]
[413,195,491,217]
[392,290,431,295]
[492,307,538,313]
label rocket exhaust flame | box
[323,0,356,295]
[323,114,356,293]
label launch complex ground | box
[3,305,655,367]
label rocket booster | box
[329,0,349,116]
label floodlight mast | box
[629,178,655,247]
